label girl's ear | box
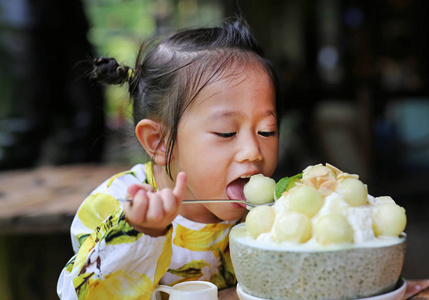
[135,119,169,166]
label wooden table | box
[404,279,429,299]
[1,164,428,300]
[0,163,129,234]
[218,287,239,300]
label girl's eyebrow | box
[209,109,277,121]
[209,110,242,120]
[208,110,277,121]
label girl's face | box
[170,64,278,223]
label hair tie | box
[126,67,136,82]
[116,65,135,84]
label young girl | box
[57,18,280,299]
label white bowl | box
[236,278,407,300]
[230,224,406,300]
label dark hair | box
[92,18,280,178]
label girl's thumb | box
[173,172,187,201]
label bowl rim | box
[236,278,407,300]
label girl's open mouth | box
[226,177,249,206]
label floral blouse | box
[57,162,239,299]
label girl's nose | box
[236,133,263,162]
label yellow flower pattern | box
[57,163,239,300]
[173,223,231,252]
[153,229,173,289]
[76,270,153,300]
[77,193,119,231]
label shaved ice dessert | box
[230,163,407,300]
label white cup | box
[151,281,218,300]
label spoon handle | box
[182,199,245,204]
[120,198,245,204]
[182,199,274,207]
[119,198,273,208]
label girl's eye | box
[258,131,276,137]
[215,132,236,138]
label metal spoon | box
[119,198,274,209]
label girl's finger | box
[160,189,178,215]
[126,183,155,199]
[173,172,187,202]
[127,189,149,223]
[145,192,164,224]
[123,199,132,216]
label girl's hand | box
[123,172,187,237]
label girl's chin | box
[215,204,247,221]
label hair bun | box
[92,57,135,85]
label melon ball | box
[372,203,406,237]
[274,211,312,243]
[288,185,324,217]
[245,206,276,239]
[314,214,354,245]
[336,177,368,206]
[244,174,276,205]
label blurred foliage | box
[84,0,223,129]
[85,0,156,129]
[86,0,155,62]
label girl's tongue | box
[226,178,248,201]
